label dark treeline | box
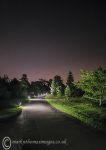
[0,67,106,108]
[0,74,51,108]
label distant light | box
[23,104,50,112]
[19,102,22,106]
[28,96,30,99]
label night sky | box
[0,1,106,82]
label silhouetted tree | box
[0,75,11,108]
[71,85,84,97]
[65,71,74,99]
[30,79,51,96]
[10,78,22,99]
[20,74,30,98]
[0,75,10,100]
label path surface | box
[0,99,106,150]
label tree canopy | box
[77,68,106,106]
[51,75,65,96]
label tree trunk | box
[99,88,104,106]
[99,97,102,106]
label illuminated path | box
[0,99,106,150]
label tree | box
[56,84,65,97]
[65,71,74,99]
[30,81,42,95]
[0,76,11,108]
[20,74,30,98]
[0,75,11,100]
[72,85,84,97]
[0,75,23,108]
[10,78,23,99]
[39,79,51,94]
[51,75,64,96]
[51,79,57,95]
[30,79,51,96]
[77,68,106,106]
[65,85,71,100]
[66,71,74,85]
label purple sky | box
[0,1,106,82]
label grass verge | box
[0,105,22,120]
[46,95,106,132]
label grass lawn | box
[46,95,106,132]
[0,105,22,119]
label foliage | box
[20,74,30,98]
[65,71,74,99]
[65,85,72,100]
[72,86,84,97]
[46,97,106,131]
[0,74,30,108]
[10,78,22,99]
[77,68,106,106]
[30,79,51,96]
[66,71,74,85]
[0,74,51,108]
[0,67,106,109]
[0,105,22,118]
[51,75,65,96]
[0,75,11,100]
[56,84,65,97]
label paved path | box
[0,99,106,150]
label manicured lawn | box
[46,95,106,132]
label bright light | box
[28,98,44,101]
[23,104,51,112]
[19,102,22,106]
[28,96,31,99]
